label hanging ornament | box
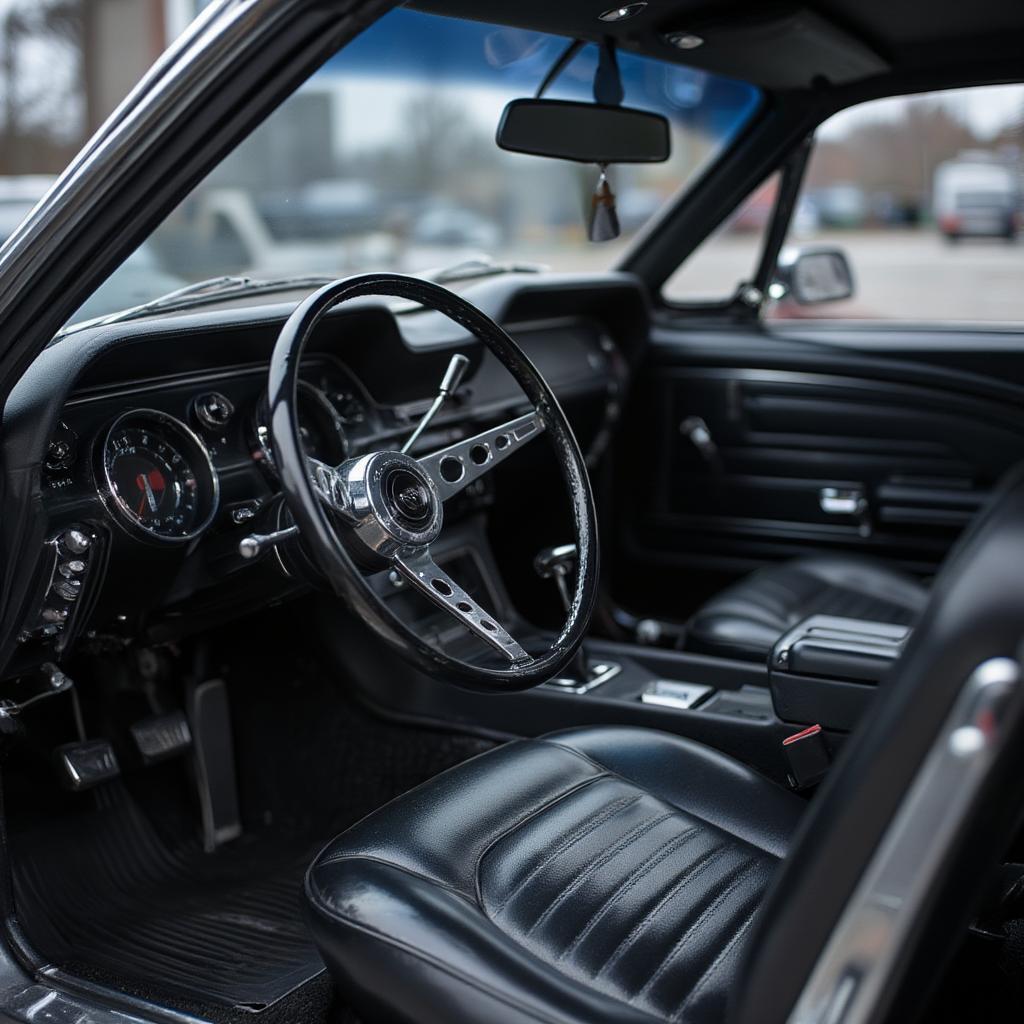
[588,164,621,242]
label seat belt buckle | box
[782,724,830,790]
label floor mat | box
[6,608,495,1021]
[11,785,326,1013]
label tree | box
[0,0,86,175]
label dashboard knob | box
[194,392,234,430]
[62,529,91,555]
[53,578,81,602]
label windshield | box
[40,8,759,325]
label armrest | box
[769,615,913,731]
[771,615,911,683]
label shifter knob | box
[533,543,578,613]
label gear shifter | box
[534,544,619,693]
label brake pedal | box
[54,739,120,791]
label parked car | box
[811,182,869,228]
[0,175,185,321]
[934,151,1020,240]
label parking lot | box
[776,230,1024,322]
[538,229,1024,323]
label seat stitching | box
[557,826,701,964]
[635,858,758,1003]
[542,738,619,776]
[473,748,613,856]
[595,844,726,980]
[526,811,676,937]
[489,791,643,915]
[670,904,760,1023]
[473,771,614,907]
[542,740,789,857]
[305,894,665,1024]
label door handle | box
[679,416,723,474]
[820,487,872,536]
[820,487,864,515]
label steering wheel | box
[266,273,599,692]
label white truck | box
[933,152,1020,241]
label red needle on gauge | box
[135,469,164,515]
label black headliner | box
[411,0,1024,92]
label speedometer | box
[98,411,219,542]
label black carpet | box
[12,784,327,1012]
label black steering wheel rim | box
[267,272,599,692]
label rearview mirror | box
[496,99,671,165]
[774,247,855,305]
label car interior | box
[0,1,1024,1023]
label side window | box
[768,84,1024,322]
[662,173,781,303]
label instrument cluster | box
[43,358,375,547]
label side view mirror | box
[774,246,855,305]
[496,99,670,165]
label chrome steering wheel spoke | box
[307,456,354,519]
[417,411,545,501]
[394,547,530,664]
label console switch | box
[641,680,713,710]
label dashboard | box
[0,273,647,679]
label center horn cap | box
[386,469,434,528]
[342,451,444,559]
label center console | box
[331,526,912,786]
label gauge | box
[98,410,219,542]
[253,382,349,472]
[45,420,78,472]
[331,387,366,427]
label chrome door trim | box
[789,656,1020,1024]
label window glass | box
[768,85,1024,322]
[662,172,781,301]
[0,3,763,327]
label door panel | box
[614,326,1024,618]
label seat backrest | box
[733,465,1024,1024]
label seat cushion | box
[305,726,804,1024]
[684,555,929,662]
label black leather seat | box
[683,555,928,662]
[305,726,804,1024]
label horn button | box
[385,468,434,530]
[343,451,443,558]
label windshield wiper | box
[56,273,338,339]
[56,259,547,341]
[424,255,547,285]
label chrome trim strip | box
[789,656,1020,1024]
[544,661,621,694]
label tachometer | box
[98,411,219,542]
[252,382,349,473]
